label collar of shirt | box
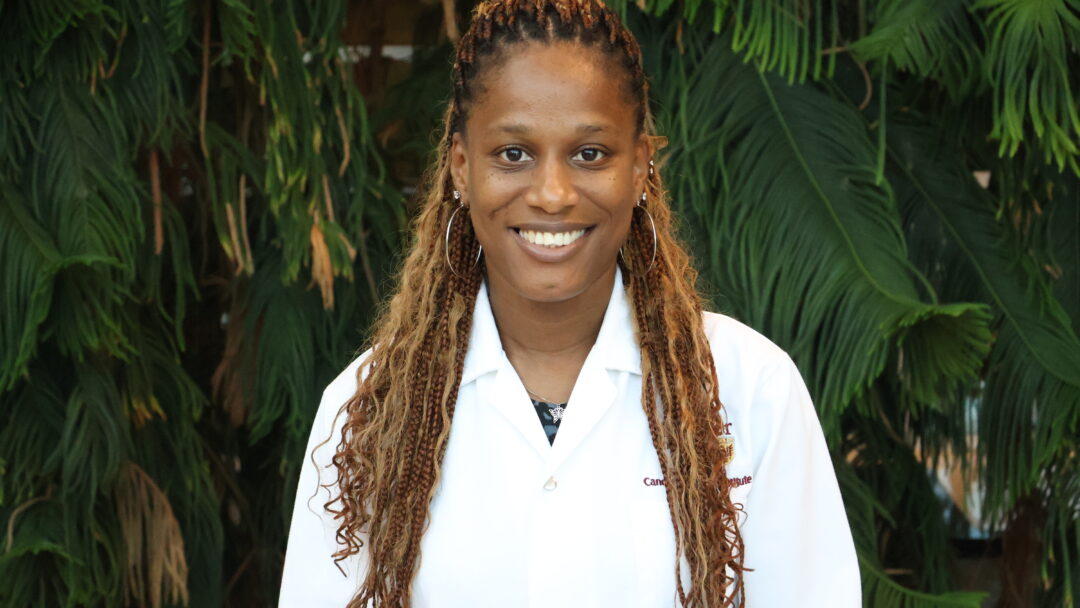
[460,266,641,387]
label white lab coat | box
[280,269,861,607]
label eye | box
[497,147,533,163]
[572,147,607,162]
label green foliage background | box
[1,0,1077,606]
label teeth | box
[520,229,587,248]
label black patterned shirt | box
[530,399,568,445]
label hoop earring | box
[618,195,657,276]
[445,200,482,279]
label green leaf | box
[972,0,1080,173]
[0,185,61,393]
[850,0,984,101]
[886,116,1080,516]
[640,20,992,437]
[860,553,988,608]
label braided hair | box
[327,2,746,606]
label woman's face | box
[450,41,651,304]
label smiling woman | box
[279,1,860,607]
[450,39,653,405]
[450,40,648,310]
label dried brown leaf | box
[310,220,335,309]
[115,463,189,608]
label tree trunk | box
[998,494,1044,608]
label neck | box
[487,266,616,365]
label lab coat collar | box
[460,267,641,387]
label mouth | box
[513,227,590,248]
[509,225,595,263]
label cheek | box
[466,178,507,237]
[466,209,512,259]
[468,176,517,237]
[611,204,636,246]
[588,169,636,211]
[595,186,638,236]
[466,212,496,250]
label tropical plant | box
[1,1,1077,607]
[612,2,1080,605]
[1,0,402,605]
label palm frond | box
[114,461,189,608]
[0,185,61,393]
[1045,175,1080,332]
[1040,448,1080,606]
[0,364,67,504]
[887,114,1080,605]
[860,554,988,608]
[123,320,223,607]
[104,1,193,149]
[886,116,1080,513]
[850,0,984,100]
[638,17,992,437]
[617,0,843,82]
[972,0,1080,173]
[243,256,322,444]
[24,74,145,362]
[217,0,257,66]
[0,495,69,607]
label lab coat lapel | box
[547,268,641,471]
[488,361,554,458]
[460,282,501,388]
[465,281,552,458]
[547,352,616,471]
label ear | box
[632,132,653,201]
[450,131,469,205]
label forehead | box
[464,41,636,139]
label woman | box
[280,1,860,606]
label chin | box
[515,274,585,303]
[495,262,612,306]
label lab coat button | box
[543,476,557,491]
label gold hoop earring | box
[445,198,482,279]
[618,196,657,276]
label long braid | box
[327,1,745,606]
[625,155,749,604]
[625,19,747,599]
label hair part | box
[326,2,746,606]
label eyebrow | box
[495,123,610,135]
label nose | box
[527,155,579,213]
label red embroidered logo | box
[644,475,753,488]
[729,475,752,488]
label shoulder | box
[305,349,373,470]
[321,348,371,409]
[701,310,794,384]
[699,311,809,437]
[700,310,824,467]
